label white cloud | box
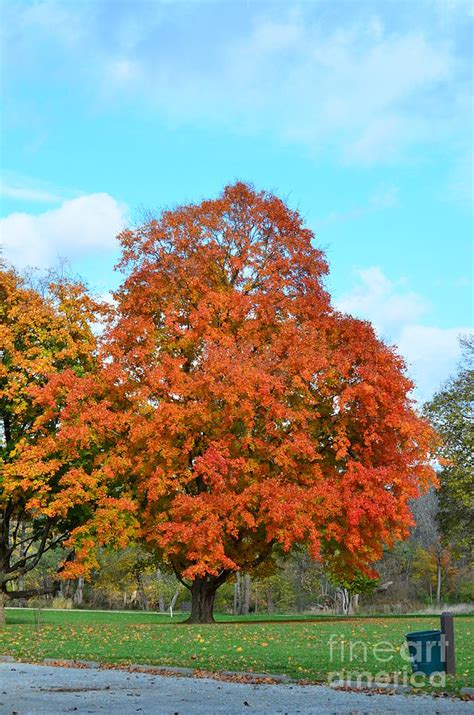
[335,267,472,402]
[336,267,429,334]
[0,193,127,269]
[398,324,472,401]
[3,1,470,166]
[0,173,69,204]
[0,181,61,203]
[130,20,454,164]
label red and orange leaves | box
[2,183,436,584]
[1,269,138,580]
[96,182,437,581]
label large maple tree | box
[96,182,435,622]
[0,268,135,624]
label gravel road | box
[1,663,473,715]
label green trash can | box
[405,629,445,675]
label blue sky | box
[1,0,472,402]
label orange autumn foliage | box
[0,269,137,591]
[95,182,436,589]
[2,183,436,619]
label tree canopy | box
[91,182,435,621]
[2,184,437,624]
[425,335,474,556]
[0,268,134,623]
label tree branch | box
[7,522,64,575]
[169,559,191,591]
[5,584,60,600]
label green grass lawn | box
[2,608,473,693]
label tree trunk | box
[187,576,219,624]
[266,588,274,614]
[137,572,149,611]
[18,521,27,607]
[169,588,180,615]
[0,591,6,626]
[73,577,84,607]
[241,574,250,615]
[436,553,442,607]
[338,587,350,615]
[233,573,240,615]
[348,593,359,614]
[156,568,166,613]
[346,591,354,615]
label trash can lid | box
[406,629,442,638]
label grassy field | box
[2,608,473,693]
